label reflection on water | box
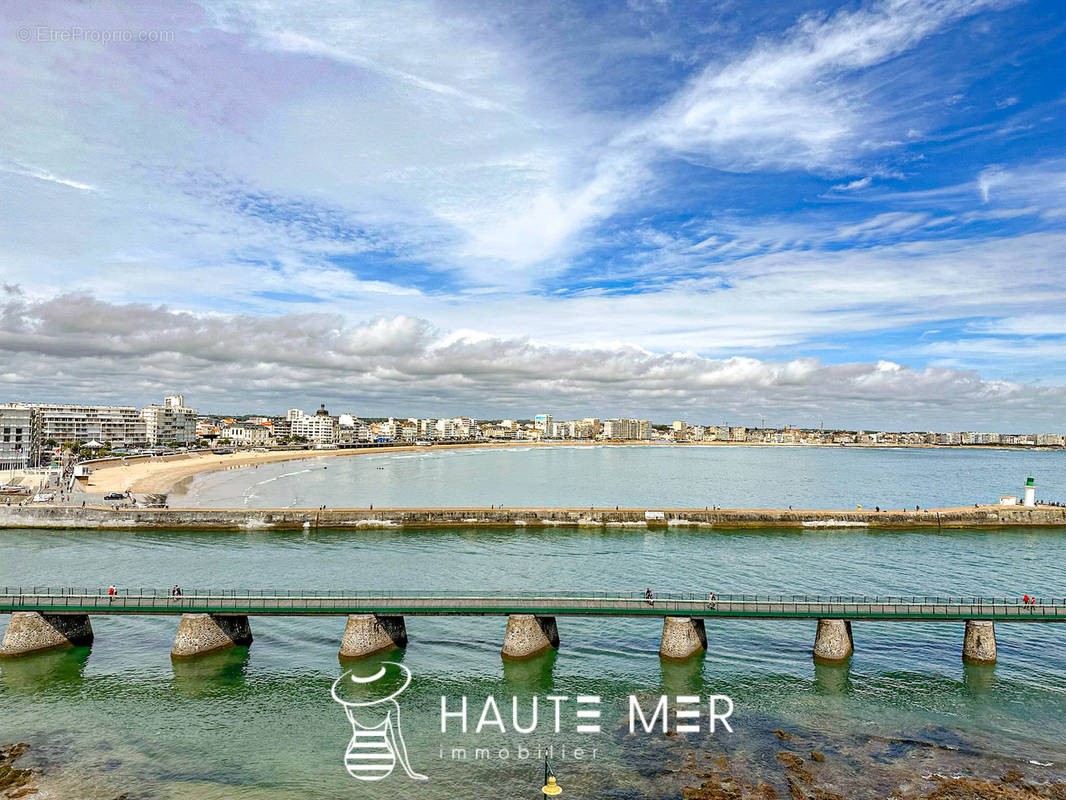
[962,660,997,694]
[0,645,90,692]
[659,653,706,697]
[171,646,251,697]
[812,661,851,695]
[502,648,557,694]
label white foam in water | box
[802,519,870,528]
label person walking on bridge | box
[644,587,655,606]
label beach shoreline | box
[79,439,1064,497]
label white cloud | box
[1,293,1064,429]
[0,160,96,192]
[831,176,874,191]
[634,0,1013,172]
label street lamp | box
[541,756,562,796]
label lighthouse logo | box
[331,662,428,782]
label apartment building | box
[289,405,338,444]
[35,404,147,446]
[141,395,198,445]
[602,418,652,440]
[0,404,38,470]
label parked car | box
[104,492,125,500]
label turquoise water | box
[3,522,1066,798]
[171,444,1066,509]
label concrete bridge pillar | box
[339,614,408,659]
[659,616,707,660]
[0,612,94,657]
[501,614,559,660]
[171,613,252,659]
[962,620,997,665]
[812,619,853,664]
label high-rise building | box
[0,404,38,469]
[290,409,338,443]
[141,396,198,445]
[602,418,651,440]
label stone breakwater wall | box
[2,505,1066,530]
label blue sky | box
[1,0,1065,428]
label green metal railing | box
[2,588,1064,620]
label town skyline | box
[4,394,1066,472]
[5,389,1066,436]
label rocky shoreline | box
[0,744,36,799]
[672,728,1066,800]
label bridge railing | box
[2,588,1066,605]
[2,587,1066,616]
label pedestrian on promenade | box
[644,587,655,606]
[707,592,717,609]
[171,584,182,598]
[108,585,116,603]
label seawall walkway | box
[0,504,1065,530]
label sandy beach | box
[82,441,622,495]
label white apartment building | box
[0,404,38,470]
[534,413,552,432]
[36,404,147,446]
[289,406,338,444]
[141,395,198,445]
[602,418,651,440]
[433,417,479,440]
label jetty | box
[1,504,1065,530]
[2,588,1059,664]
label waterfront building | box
[602,418,652,440]
[0,404,38,470]
[222,422,272,447]
[289,407,339,444]
[141,395,197,445]
[549,421,570,439]
[564,419,597,439]
[35,403,147,447]
[482,423,520,439]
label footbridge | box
[3,588,1062,664]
